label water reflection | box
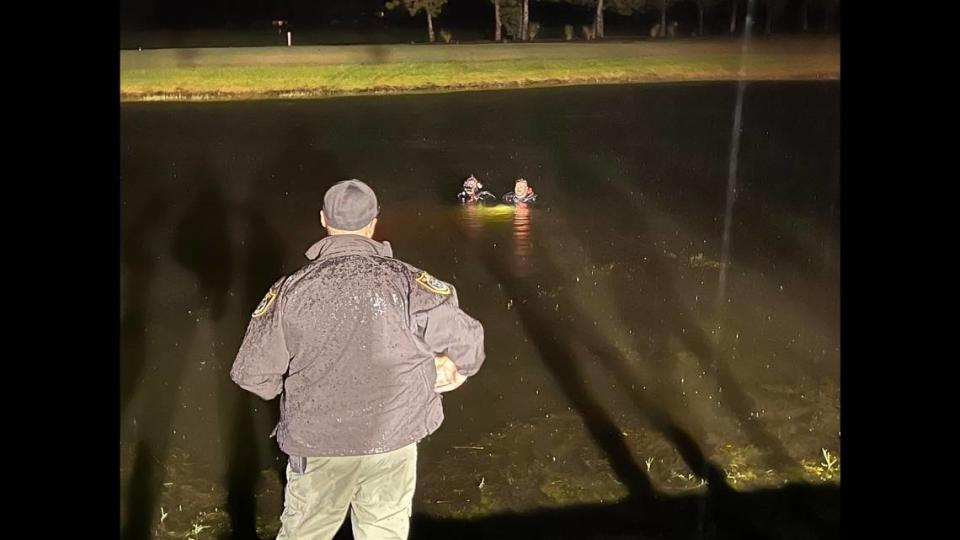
[458,203,534,277]
[460,203,484,240]
[512,202,532,277]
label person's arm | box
[230,278,292,400]
[409,271,485,379]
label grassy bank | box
[120,37,839,102]
[124,408,840,538]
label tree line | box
[386,0,840,43]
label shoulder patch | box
[416,271,451,295]
[252,288,278,318]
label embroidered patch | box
[416,271,451,295]
[252,288,278,318]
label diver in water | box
[457,175,496,204]
[503,178,537,204]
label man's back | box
[232,234,485,457]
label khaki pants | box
[276,443,417,540]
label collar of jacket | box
[304,234,393,261]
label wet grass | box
[126,437,839,538]
[120,446,285,539]
[121,373,838,538]
[120,39,839,101]
[416,398,840,519]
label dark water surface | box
[121,82,839,539]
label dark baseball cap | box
[322,179,379,230]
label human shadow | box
[170,184,234,319]
[544,107,802,475]
[122,440,159,540]
[122,166,234,540]
[601,181,800,474]
[478,244,657,500]
[407,479,839,539]
[468,236,835,539]
[218,205,288,540]
[121,191,172,416]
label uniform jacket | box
[230,234,485,457]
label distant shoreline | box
[120,37,839,103]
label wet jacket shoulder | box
[399,262,485,377]
[229,275,290,401]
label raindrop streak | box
[704,3,757,538]
[715,0,757,339]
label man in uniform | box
[230,179,485,540]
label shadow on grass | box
[409,480,839,540]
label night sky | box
[121,1,836,38]
[121,0,494,29]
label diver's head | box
[514,178,529,197]
[464,175,480,191]
[321,179,379,238]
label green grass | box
[120,37,839,101]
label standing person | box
[230,179,485,539]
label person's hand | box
[434,355,467,393]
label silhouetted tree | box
[544,0,646,39]
[523,0,530,39]
[696,0,706,35]
[764,0,787,33]
[499,1,523,39]
[499,0,536,40]
[692,0,731,36]
[821,0,839,32]
[385,0,448,42]
[650,0,684,36]
[491,0,504,40]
